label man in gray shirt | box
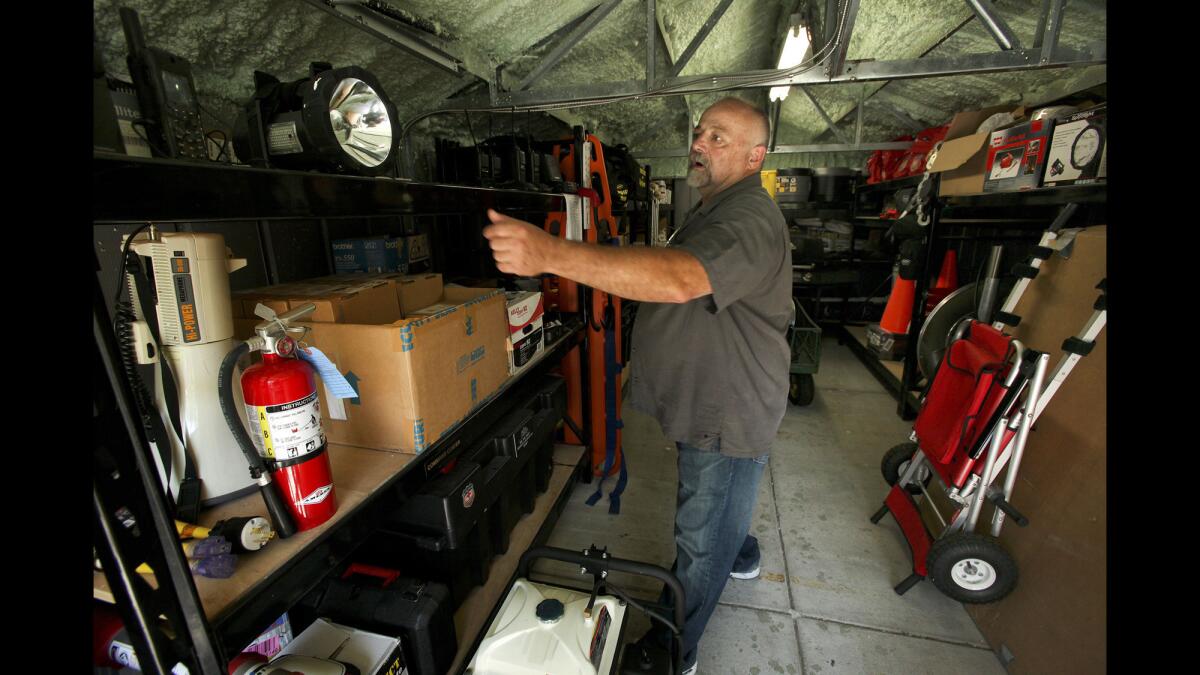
[483,97,791,674]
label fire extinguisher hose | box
[218,341,297,539]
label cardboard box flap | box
[944,105,1017,141]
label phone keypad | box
[167,104,208,160]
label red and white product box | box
[505,291,544,374]
[982,117,1055,193]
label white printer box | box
[276,617,405,675]
[505,291,545,374]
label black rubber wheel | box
[881,442,930,494]
[926,532,1018,604]
[788,373,815,406]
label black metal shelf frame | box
[844,173,1107,419]
[92,153,591,671]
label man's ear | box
[748,144,767,168]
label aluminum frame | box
[489,45,1105,108]
[516,0,622,91]
[668,0,735,77]
[965,0,1022,51]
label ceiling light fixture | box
[769,15,812,102]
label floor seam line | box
[766,457,807,674]
[791,612,992,650]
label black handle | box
[387,528,447,552]
[519,546,686,673]
[987,493,1030,527]
[261,484,297,539]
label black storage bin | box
[529,407,561,494]
[310,570,458,675]
[490,406,539,515]
[534,374,568,419]
[812,167,858,203]
[775,168,813,203]
[464,441,521,557]
[387,460,493,607]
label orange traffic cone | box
[880,276,916,334]
[925,249,960,314]
[933,249,959,290]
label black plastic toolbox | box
[302,565,458,675]
[386,460,493,606]
[464,441,520,557]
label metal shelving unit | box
[92,154,591,673]
[841,174,1106,419]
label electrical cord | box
[205,129,230,162]
[130,119,171,158]
[602,580,681,636]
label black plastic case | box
[312,572,458,675]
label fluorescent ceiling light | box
[770,17,812,102]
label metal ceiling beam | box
[825,0,860,79]
[488,45,1106,107]
[798,86,850,144]
[516,0,622,91]
[964,0,1022,51]
[304,0,463,75]
[646,0,656,91]
[634,141,912,158]
[669,0,735,77]
[1038,0,1067,65]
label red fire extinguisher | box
[219,303,336,536]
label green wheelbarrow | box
[787,298,821,406]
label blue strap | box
[586,281,628,513]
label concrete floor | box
[534,334,1008,674]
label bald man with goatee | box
[484,97,792,674]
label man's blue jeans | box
[652,439,767,668]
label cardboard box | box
[308,272,444,317]
[276,618,405,675]
[983,116,1055,192]
[505,291,544,374]
[236,280,401,324]
[405,233,430,264]
[927,105,1019,196]
[866,322,908,361]
[304,286,509,453]
[1042,104,1107,187]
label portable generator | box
[465,546,684,675]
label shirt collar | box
[695,173,763,217]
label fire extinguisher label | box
[244,392,325,460]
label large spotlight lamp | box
[233,62,398,176]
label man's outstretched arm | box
[483,209,711,304]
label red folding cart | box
[870,318,1050,603]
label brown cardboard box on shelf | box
[302,286,509,453]
[235,279,401,324]
[927,105,1020,196]
[307,272,444,317]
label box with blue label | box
[333,234,430,274]
[299,286,508,454]
[332,236,402,273]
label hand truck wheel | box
[788,373,815,406]
[881,442,931,494]
[925,532,1018,604]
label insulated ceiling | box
[93,0,1105,177]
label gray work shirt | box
[629,173,793,458]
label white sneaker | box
[730,565,761,580]
[682,662,698,675]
